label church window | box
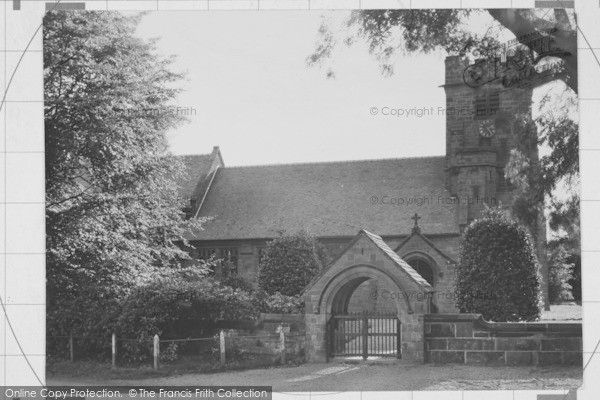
[474,91,500,118]
[479,136,492,147]
[407,258,434,286]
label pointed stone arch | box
[303,230,433,363]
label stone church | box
[175,55,542,314]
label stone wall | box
[425,314,582,366]
[225,313,306,363]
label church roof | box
[174,154,213,201]
[186,155,459,240]
[361,229,434,290]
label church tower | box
[443,55,549,308]
[443,56,534,231]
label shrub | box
[455,208,542,322]
[115,276,258,363]
[257,230,328,296]
[252,290,304,314]
[221,276,254,292]
[160,342,179,364]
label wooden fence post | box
[279,329,286,364]
[153,334,160,370]
[219,330,226,366]
[111,333,116,368]
[69,334,74,362]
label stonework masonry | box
[425,314,582,366]
[304,232,431,363]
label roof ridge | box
[176,153,212,158]
[221,155,445,169]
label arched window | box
[407,258,434,286]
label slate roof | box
[187,156,459,240]
[362,230,433,290]
[174,154,213,201]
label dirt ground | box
[49,361,582,391]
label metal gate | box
[327,312,401,360]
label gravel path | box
[49,362,582,391]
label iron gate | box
[327,312,401,360]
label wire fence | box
[48,330,306,370]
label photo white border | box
[0,1,598,399]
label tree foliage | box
[307,9,577,92]
[548,194,581,302]
[44,11,203,336]
[252,290,305,314]
[115,271,257,363]
[504,90,579,304]
[221,275,254,292]
[456,208,542,321]
[257,230,329,296]
[547,241,575,304]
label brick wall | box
[425,314,582,366]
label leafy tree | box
[308,9,577,92]
[44,11,203,337]
[506,89,578,219]
[504,89,579,307]
[455,208,542,322]
[547,241,575,303]
[548,195,581,302]
[257,230,329,296]
[568,253,581,303]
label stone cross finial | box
[411,212,421,234]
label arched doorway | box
[326,274,401,360]
[303,229,433,363]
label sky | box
[134,11,521,167]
